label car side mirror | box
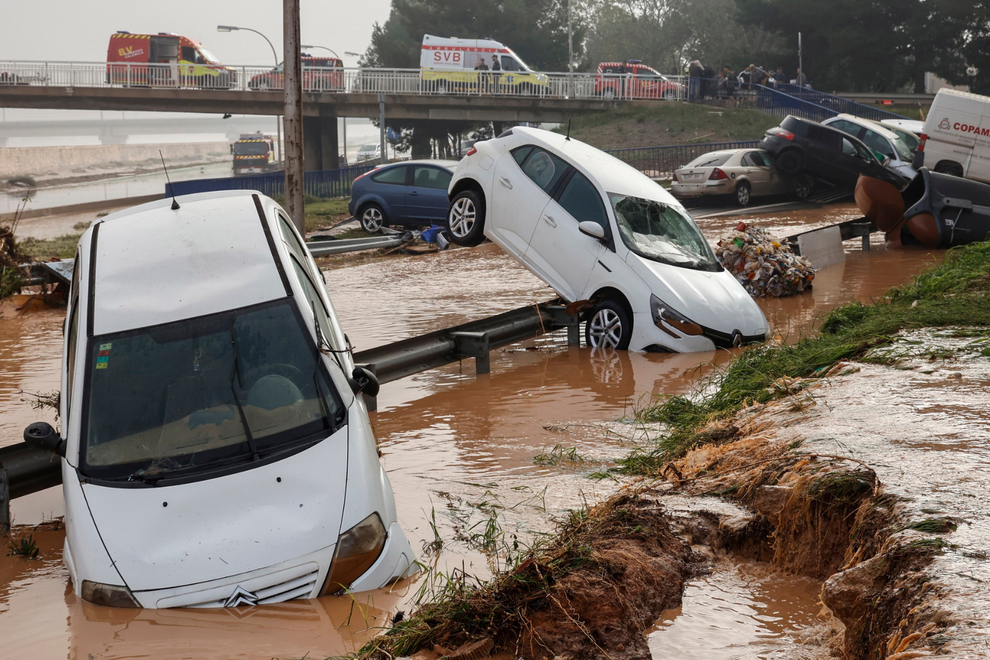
[578,221,606,242]
[350,366,380,398]
[24,422,64,457]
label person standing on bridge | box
[795,68,809,88]
[474,57,488,93]
[490,54,502,94]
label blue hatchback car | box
[348,160,458,232]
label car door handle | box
[543,214,557,227]
[409,191,419,195]
[499,176,513,189]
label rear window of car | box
[521,149,569,193]
[371,166,407,185]
[687,152,732,168]
[412,166,452,190]
[742,152,772,167]
[512,145,534,165]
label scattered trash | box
[715,222,815,298]
[421,224,450,251]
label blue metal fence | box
[166,163,377,199]
[606,141,760,177]
[769,84,907,122]
[753,85,840,123]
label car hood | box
[81,428,348,592]
[627,254,769,338]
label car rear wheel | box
[775,149,803,175]
[359,204,385,233]
[934,161,964,177]
[794,174,814,199]
[447,190,486,246]
[585,299,632,350]
[436,82,448,95]
[735,181,752,207]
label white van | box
[916,88,990,183]
[420,34,548,95]
[23,190,416,608]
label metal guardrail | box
[307,234,410,256]
[0,301,579,522]
[0,60,687,101]
[167,163,377,199]
[769,84,907,122]
[606,140,761,178]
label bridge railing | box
[0,60,688,101]
[606,140,761,178]
[769,83,906,122]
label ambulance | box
[106,31,237,89]
[915,88,990,184]
[419,34,548,96]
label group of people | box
[689,60,810,101]
[473,55,502,92]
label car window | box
[830,120,862,138]
[521,149,569,193]
[371,166,407,185]
[687,152,731,168]
[66,297,79,413]
[740,153,756,167]
[558,172,609,235]
[412,166,452,190]
[512,145,534,165]
[289,255,336,349]
[841,138,858,156]
[501,56,521,72]
[861,129,895,158]
[747,152,771,167]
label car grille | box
[150,562,322,609]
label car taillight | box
[917,134,927,152]
[775,130,795,140]
[466,147,477,157]
[709,168,729,180]
[353,172,370,182]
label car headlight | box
[81,580,141,608]
[319,513,387,596]
[650,294,703,337]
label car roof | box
[86,190,287,336]
[376,159,458,170]
[827,114,900,140]
[511,126,676,202]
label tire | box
[437,82,448,95]
[662,89,678,101]
[775,149,803,175]
[256,79,271,91]
[447,190,486,247]
[602,87,616,101]
[735,181,752,207]
[794,174,814,200]
[934,161,964,177]
[518,83,534,97]
[585,299,632,350]
[359,203,386,233]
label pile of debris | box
[715,222,815,298]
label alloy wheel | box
[361,207,383,232]
[448,197,476,238]
[736,184,751,206]
[588,308,623,348]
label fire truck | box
[232,134,279,176]
[106,32,237,88]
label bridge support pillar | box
[303,108,339,172]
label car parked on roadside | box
[445,127,768,353]
[822,114,918,178]
[594,60,682,100]
[671,148,812,206]
[23,190,416,608]
[760,115,908,190]
[355,144,381,163]
[248,55,344,92]
[349,160,458,231]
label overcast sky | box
[0,0,391,65]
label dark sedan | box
[760,115,908,190]
[348,160,458,232]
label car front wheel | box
[447,190,486,246]
[585,299,631,350]
[794,174,814,199]
[735,181,752,207]
[775,149,803,175]
[359,204,385,233]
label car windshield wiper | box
[229,329,260,461]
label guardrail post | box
[1,468,10,534]
[567,324,581,346]
[452,331,490,375]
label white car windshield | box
[81,299,344,483]
[610,194,721,271]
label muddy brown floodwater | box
[0,204,946,659]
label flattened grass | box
[623,242,990,473]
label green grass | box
[621,242,990,473]
[272,195,351,233]
[18,233,81,261]
[7,535,39,560]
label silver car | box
[671,149,809,207]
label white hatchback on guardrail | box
[445,126,769,352]
[23,190,416,608]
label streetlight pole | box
[217,24,283,166]
[567,0,573,98]
[301,44,341,59]
[283,0,305,232]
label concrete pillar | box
[302,109,339,172]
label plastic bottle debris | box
[715,222,815,298]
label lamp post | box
[217,24,283,167]
[337,52,364,166]
[301,44,341,59]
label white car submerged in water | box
[24,190,416,608]
[445,126,769,352]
